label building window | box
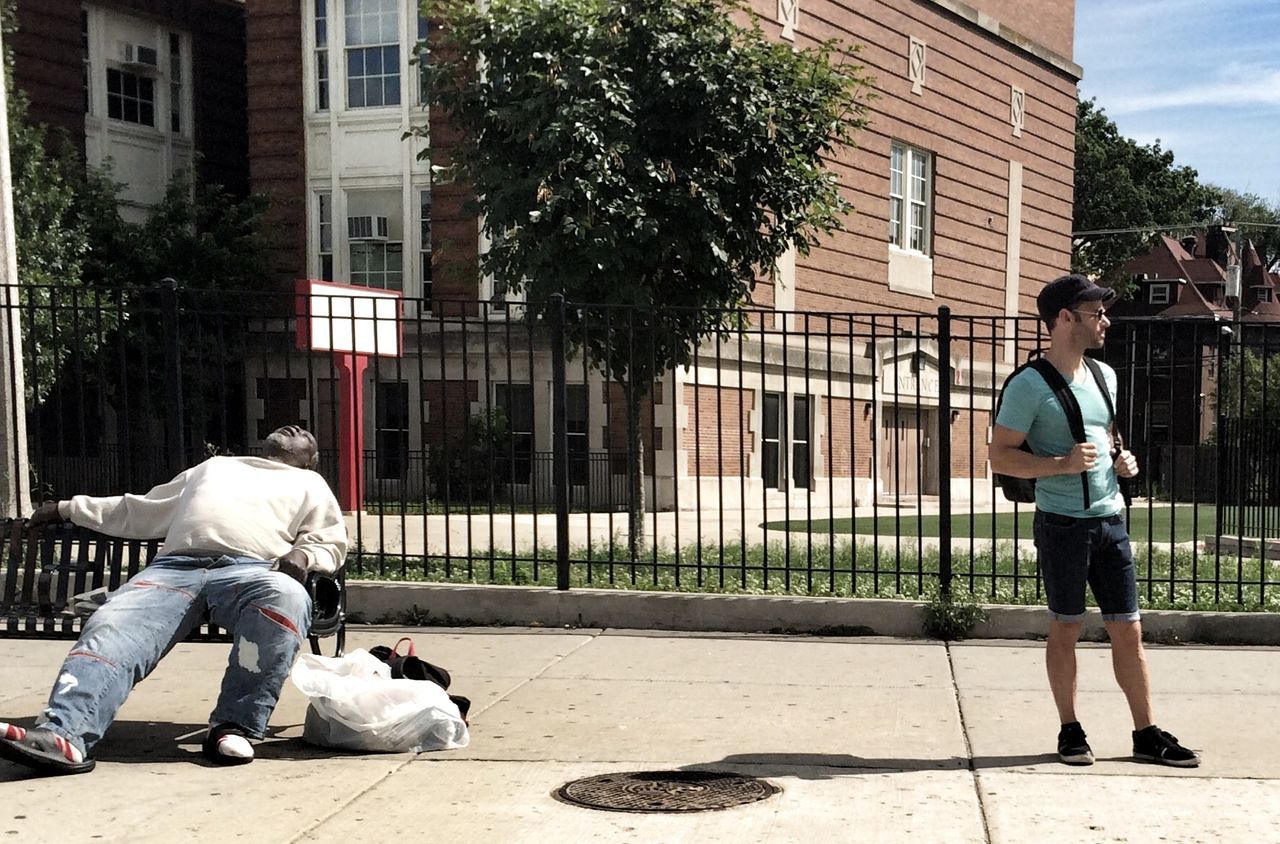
[317,192,334,281]
[1149,283,1171,305]
[345,0,400,108]
[762,391,811,489]
[419,189,432,308]
[315,0,330,110]
[495,384,534,484]
[350,242,403,290]
[792,395,811,488]
[169,33,182,133]
[1257,287,1273,303]
[257,378,308,440]
[416,12,429,106]
[1149,400,1170,441]
[375,381,409,479]
[890,142,932,254]
[82,12,91,115]
[762,392,782,489]
[566,384,589,485]
[106,69,155,127]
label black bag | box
[993,355,1091,506]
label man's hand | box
[28,500,65,529]
[1113,448,1140,479]
[1061,443,1098,474]
[271,549,309,584]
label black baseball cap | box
[1036,273,1116,324]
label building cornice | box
[924,0,1083,81]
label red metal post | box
[335,351,369,511]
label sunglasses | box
[1071,307,1108,320]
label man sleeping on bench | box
[0,426,348,775]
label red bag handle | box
[392,637,416,657]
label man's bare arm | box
[989,424,1097,479]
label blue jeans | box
[36,555,312,755]
[1033,511,1140,623]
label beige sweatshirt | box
[58,455,348,574]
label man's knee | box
[1047,620,1083,647]
[1104,619,1143,649]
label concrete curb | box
[346,581,1280,645]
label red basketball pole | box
[335,351,370,512]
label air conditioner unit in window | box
[348,215,390,241]
[118,42,159,68]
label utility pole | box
[0,27,32,517]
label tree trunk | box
[625,378,647,560]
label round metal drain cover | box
[554,770,780,813]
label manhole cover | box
[553,770,780,813]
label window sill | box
[887,246,934,299]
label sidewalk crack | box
[947,641,993,844]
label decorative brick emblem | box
[778,0,799,41]
[1010,85,1025,137]
[908,37,927,95]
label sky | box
[1074,0,1280,206]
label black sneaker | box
[1133,726,1200,768]
[1057,721,1094,765]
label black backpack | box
[994,355,1121,508]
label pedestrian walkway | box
[3,627,1278,842]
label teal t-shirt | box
[995,359,1123,518]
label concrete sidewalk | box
[3,627,1278,843]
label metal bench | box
[0,519,345,655]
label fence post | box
[936,306,952,598]
[550,294,571,590]
[160,278,185,475]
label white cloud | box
[1104,67,1280,115]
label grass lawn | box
[762,504,1220,544]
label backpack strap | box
[1083,356,1133,507]
[1028,357,1091,509]
[1082,357,1118,442]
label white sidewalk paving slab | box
[3,628,1279,843]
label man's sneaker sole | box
[1134,751,1200,768]
[1058,749,1094,766]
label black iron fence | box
[6,283,1280,611]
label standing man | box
[991,274,1199,768]
[0,426,347,775]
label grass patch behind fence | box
[761,504,1220,544]
[346,537,1280,613]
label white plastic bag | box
[290,649,469,753]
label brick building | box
[9,0,250,218]
[244,0,1082,511]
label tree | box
[1072,98,1216,290]
[421,0,872,555]
[1207,185,1280,273]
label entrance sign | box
[295,279,404,511]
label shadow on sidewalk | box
[0,718,369,781]
[683,752,1057,778]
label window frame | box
[106,67,156,127]
[344,0,401,109]
[495,383,535,485]
[889,141,933,256]
[374,380,410,480]
[1148,282,1171,305]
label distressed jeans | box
[36,555,312,755]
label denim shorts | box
[1033,510,1140,623]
